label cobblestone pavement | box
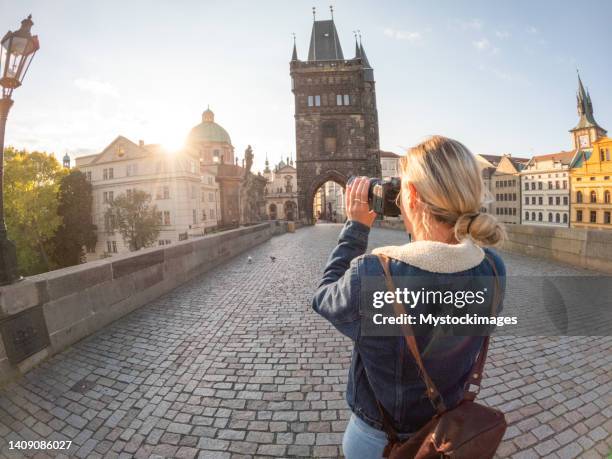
[0,224,610,459]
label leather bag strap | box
[377,254,446,414]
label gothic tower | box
[570,71,607,150]
[290,10,381,223]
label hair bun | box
[455,212,506,247]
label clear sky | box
[2,0,611,171]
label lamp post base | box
[0,235,21,286]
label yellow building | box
[570,137,612,229]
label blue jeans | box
[342,413,412,459]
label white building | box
[262,157,298,220]
[520,151,574,227]
[76,136,220,260]
[380,150,401,179]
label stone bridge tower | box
[290,11,381,223]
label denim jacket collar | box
[371,238,485,273]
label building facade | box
[76,136,220,260]
[380,150,401,179]
[521,151,573,227]
[491,155,528,225]
[263,157,299,221]
[570,137,612,229]
[290,14,381,223]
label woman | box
[312,136,506,458]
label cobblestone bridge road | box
[1,225,611,459]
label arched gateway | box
[290,12,381,224]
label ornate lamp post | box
[0,15,39,285]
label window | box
[563,214,568,224]
[513,193,517,201]
[322,122,338,153]
[563,180,567,189]
[538,182,543,190]
[555,181,560,189]
[590,190,597,203]
[308,95,314,107]
[126,164,138,176]
[563,196,568,205]
[106,241,117,253]
[192,209,196,225]
[577,210,583,222]
[103,169,108,180]
[548,197,552,206]
[163,210,171,225]
[601,149,606,161]
[525,212,529,220]
[548,181,552,189]
[590,211,597,223]
[210,208,215,218]
[605,212,611,224]
[336,94,343,106]
[524,183,529,191]
[605,190,611,204]
[555,196,560,206]
[86,171,92,181]
[112,241,117,253]
[532,197,536,205]
[103,191,108,203]
[164,186,170,199]
[538,212,543,221]
[555,213,560,223]
[531,212,536,221]
[531,182,536,190]
[108,168,114,179]
[315,95,321,106]
[343,94,350,105]
[209,192,214,202]
[548,213,552,222]
[106,241,111,252]
[607,149,611,161]
[512,208,516,216]
[577,191,583,203]
[525,197,529,205]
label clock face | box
[579,134,589,148]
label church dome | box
[188,107,232,145]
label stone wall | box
[0,222,287,386]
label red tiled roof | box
[531,150,575,164]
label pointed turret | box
[264,153,270,173]
[354,36,361,59]
[291,33,298,61]
[570,70,607,148]
[359,40,374,81]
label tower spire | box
[291,32,298,61]
[353,30,361,58]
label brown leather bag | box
[373,254,507,459]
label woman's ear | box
[408,183,418,209]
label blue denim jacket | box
[312,221,506,434]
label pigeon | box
[270,256,276,262]
[247,256,252,264]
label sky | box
[1,0,611,172]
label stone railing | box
[0,221,288,386]
[373,219,612,273]
[503,224,612,273]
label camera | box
[347,176,402,217]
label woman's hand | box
[346,177,377,228]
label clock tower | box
[570,71,607,150]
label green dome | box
[188,108,232,144]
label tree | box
[4,147,67,275]
[50,170,97,267]
[105,190,160,251]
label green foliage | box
[105,190,160,251]
[4,147,68,275]
[51,169,97,267]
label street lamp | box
[0,15,39,285]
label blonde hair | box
[400,135,506,247]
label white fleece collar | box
[371,238,485,274]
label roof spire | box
[329,5,334,19]
[353,30,361,58]
[312,6,316,21]
[570,69,606,135]
[291,32,298,61]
